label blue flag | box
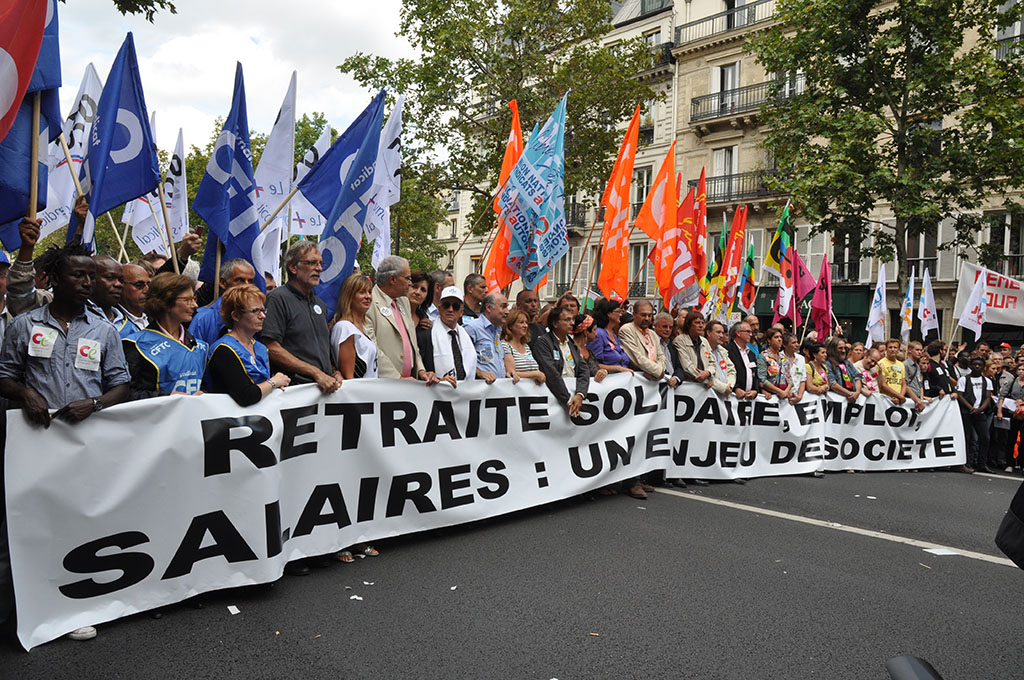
[194,63,266,292]
[295,90,386,315]
[78,32,160,249]
[497,94,568,290]
[0,0,62,245]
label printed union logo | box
[31,333,50,347]
[79,344,99,360]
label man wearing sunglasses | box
[416,286,476,386]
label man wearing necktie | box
[416,286,477,386]
[365,256,439,384]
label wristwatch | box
[92,397,103,412]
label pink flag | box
[810,254,832,339]
[773,250,815,326]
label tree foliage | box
[102,0,177,22]
[339,0,657,235]
[750,0,1024,290]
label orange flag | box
[636,142,678,296]
[597,105,640,299]
[484,101,524,293]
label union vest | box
[128,330,209,395]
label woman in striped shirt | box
[501,309,546,385]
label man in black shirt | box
[262,242,342,393]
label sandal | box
[360,545,379,557]
[337,550,354,563]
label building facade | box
[436,0,1024,344]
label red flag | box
[0,0,48,144]
[597,106,640,299]
[484,101,523,293]
[693,167,708,289]
[665,187,699,308]
[810,254,833,339]
[718,205,748,315]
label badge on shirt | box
[28,326,58,358]
[380,305,392,317]
[313,304,323,315]
[75,338,102,371]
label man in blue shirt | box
[189,258,255,347]
[464,292,509,383]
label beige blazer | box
[364,285,425,379]
[618,322,666,380]
[708,344,737,395]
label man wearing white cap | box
[416,286,477,386]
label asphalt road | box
[2,470,1022,680]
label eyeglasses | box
[441,300,463,310]
[298,259,323,268]
[175,296,196,304]
[126,281,149,289]
[244,307,267,315]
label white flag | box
[127,112,170,256]
[39,64,104,240]
[957,275,988,340]
[917,268,939,337]
[288,125,331,237]
[164,128,188,243]
[252,72,297,282]
[866,262,887,344]
[365,95,403,269]
[898,266,915,341]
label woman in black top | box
[203,284,291,406]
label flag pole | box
[57,134,131,262]
[144,196,172,261]
[28,93,41,220]
[258,186,301,233]
[213,240,222,298]
[569,210,602,290]
[447,189,502,269]
[156,181,180,274]
[475,218,501,274]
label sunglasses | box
[441,300,463,310]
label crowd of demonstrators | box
[7,212,1024,642]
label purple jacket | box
[587,327,630,368]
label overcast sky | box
[59,0,415,153]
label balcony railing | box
[997,35,1022,60]
[631,201,645,220]
[555,282,572,296]
[675,0,776,45]
[566,203,588,229]
[907,257,937,277]
[629,281,648,298]
[690,75,805,123]
[830,260,860,283]
[687,170,782,203]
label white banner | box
[953,261,1024,327]
[6,378,965,649]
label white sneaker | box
[68,626,97,641]
[1006,466,1015,473]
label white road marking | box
[660,488,1017,568]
